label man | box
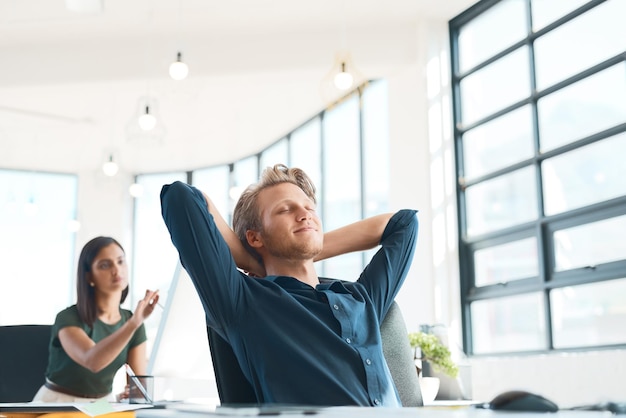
[160,164,418,406]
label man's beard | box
[261,229,322,261]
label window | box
[450,0,626,355]
[131,171,187,345]
[0,169,78,325]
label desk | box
[0,413,134,418]
[135,405,612,418]
[0,402,148,418]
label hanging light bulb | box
[129,183,144,198]
[65,0,103,14]
[67,219,81,233]
[102,154,119,177]
[333,62,354,91]
[138,105,157,131]
[169,51,189,81]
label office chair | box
[0,324,51,402]
[206,301,423,406]
[380,302,423,407]
[207,327,257,405]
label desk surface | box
[135,404,613,418]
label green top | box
[46,305,147,396]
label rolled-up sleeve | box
[358,209,418,320]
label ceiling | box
[0,0,478,174]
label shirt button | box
[333,304,339,310]
[374,399,381,405]
[345,338,351,344]
[365,359,372,365]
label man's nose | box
[297,207,311,220]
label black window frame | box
[449,0,626,356]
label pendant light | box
[320,0,363,103]
[334,62,354,91]
[65,0,102,14]
[320,52,363,104]
[102,154,119,177]
[138,105,157,131]
[129,182,145,198]
[126,97,166,143]
[169,52,189,80]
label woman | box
[33,236,159,402]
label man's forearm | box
[315,213,394,262]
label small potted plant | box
[408,331,459,378]
[408,331,459,402]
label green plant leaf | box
[408,331,459,378]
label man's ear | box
[246,230,263,249]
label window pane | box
[231,156,258,204]
[554,215,626,272]
[458,0,527,73]
[551,278,626,348]
[323,94,361,231]
[542,133,626,215]
[323,94,362,277]
[472,292,547,354]
[193,165,231,218]
[531,0,589,31]
[132,171,187,349]
[474,237,538,286]
[362,80,390,217]
[463,106,534,180]
[538,63,626,152]
[460,47,530,126]
[291,118,322,219]
[466,166,538,237]
[534,0,626,90]
[0,170,77,325]
[259,138,289,171]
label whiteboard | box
[148,262,219,401]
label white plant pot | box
[419,376,440,404]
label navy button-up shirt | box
[161,181,418,407]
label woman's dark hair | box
[76,236,129,326]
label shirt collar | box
[264,275,352,294]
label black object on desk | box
[477,390,559,412]
[568,402,626,414]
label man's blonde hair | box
[232,164,317,260]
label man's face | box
[253,182,323,261]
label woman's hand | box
[115,384,130,402]
[133,289,160,324]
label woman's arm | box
[126,341,148,375]
[59,290,159,373]
[315,213,394,262]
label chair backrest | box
[380,302,423,406]
[206,301,423,406]
[207,326,257,405]
[0,324,51,402]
